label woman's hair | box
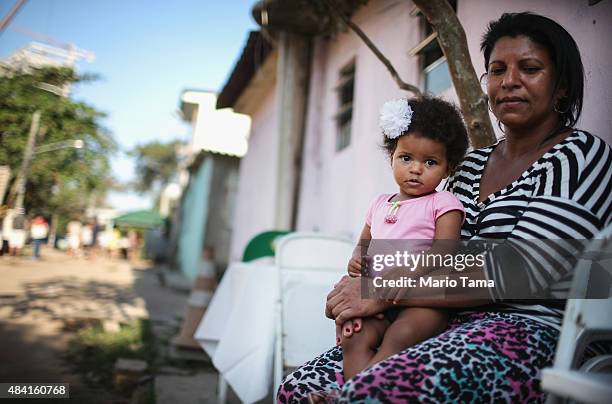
[382,96,469,171]
[480,12,584,131]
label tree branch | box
[413,0,495,149]
[323,0,422,97]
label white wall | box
[228,84,280,262]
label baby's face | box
[391,132,449,200]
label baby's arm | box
[347,224,372,277]
[433,209,463,240]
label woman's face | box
[486,35,561,131]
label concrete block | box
[102,320,121,333]
[154,372,218,404]
[113,358,148,391]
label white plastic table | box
[194,260,278,403]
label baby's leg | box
[342,316,389,380]
[367,307,448,368]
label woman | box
[278,12,611,403]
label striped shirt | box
[446,130,612,328]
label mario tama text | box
[359,238,612,300]
[372,275,494,289]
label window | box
[422,38,451,94]
[335,61,355,152]
[409,1,456,95]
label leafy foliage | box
[0,66,117,219]
[64,319,156,393]
[130,140,185,195]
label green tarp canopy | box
[113,210,164,229]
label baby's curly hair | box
[382,96,469,172]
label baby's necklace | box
[384,201,401,224]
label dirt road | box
[0,249,184,403]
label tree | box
[412,0,494,148]
[130,139,185,197]
[0,66,117,220]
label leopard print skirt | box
[277,312,558,403]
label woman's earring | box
[479,72,488,87]
[483,93,494,113]
[497,120,505,133]
[554,98,571,114]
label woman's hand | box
[326,275,390,325]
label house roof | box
[179,89,217,122]
[250,0,365,36]
[216,31,274,109]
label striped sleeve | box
[574,135,612,225]
[486,133,612,299]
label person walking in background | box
[66,218,82,258]
[118,231,130,260]
[89,218,100,259]
[97,225,110,257]
[80,220,93,258]
[9,209,26,257]
[0,209,11,256]
[127,229,139,264]
[109,227,121,258]
[30,215,48,259]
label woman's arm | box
[326,275,391,323]
[328,210,491,325]
[327,275,490,325]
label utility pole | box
[0,0,27,36]
[0,166,11,207]
[6,110,40,212]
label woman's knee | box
[340,360,422,402]
[277,346,344,402]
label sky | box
[0,0,258,212]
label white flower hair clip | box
[379,99,413,139]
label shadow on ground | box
[0,320,115,403]
[1,277,145,323]
[0,275,145,403]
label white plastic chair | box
[272,233,354,400]
[542,225,612,404]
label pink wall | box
[295,0,612,242]
[297,0,418,240]
[228,0,611,255]
[228,83,279,262]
